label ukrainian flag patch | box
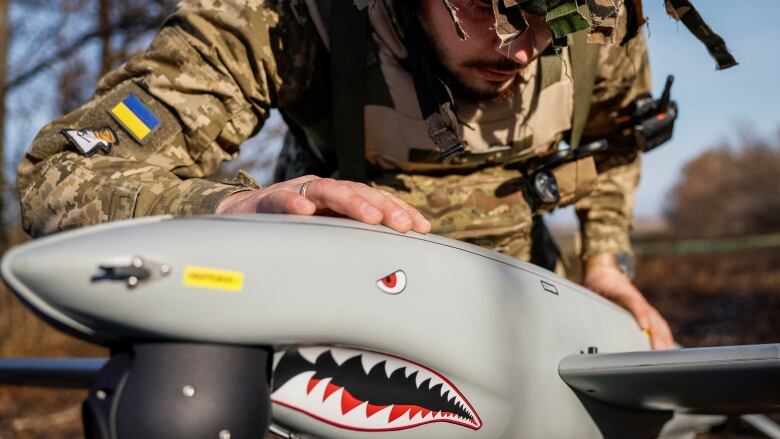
[110,94,161,143]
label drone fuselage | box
[2,215,659,438]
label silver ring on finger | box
[299,179,315,199]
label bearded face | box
[417,0,553,103]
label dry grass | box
[0,284,105,438]
[635,247,780,438]
[0,231,106,439]
[636,249,780,348]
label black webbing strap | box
[665,0,738,70]
[620,0,647,45]
[530,215,561,272]
[330,1,369,182]
[393,1,464,161]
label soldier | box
[16,0,735,350]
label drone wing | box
[0,358,106,388]
[559,343,780,414]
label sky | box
[632,0,780,218]
[5,0,778,223]
[548,0,780,225]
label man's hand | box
[583,256,675,350]
[215,175,432,234]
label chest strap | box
[330,1,369,182]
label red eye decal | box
[376,270,406,294]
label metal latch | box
[96,257,171,289]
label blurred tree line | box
[0,0,283,248]
[665,134,780,239]
[0,0,178,248]
[8,0,178,110]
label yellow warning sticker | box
[183,266,244,292]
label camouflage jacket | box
[18,0,649,262]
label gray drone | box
[0,215,778,438]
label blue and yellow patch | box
[110,95,160,143]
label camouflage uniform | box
[18,0,647,265]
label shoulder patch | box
[109,94,161,143]
[61,127,118,156]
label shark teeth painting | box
[271,346,483,432]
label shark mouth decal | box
[271,346,482,431]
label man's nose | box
[495,33,535,66]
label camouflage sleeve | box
[575,25,652,261]
[18,0,318,237]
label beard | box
[448,58,523,104]
[424,33,523,105]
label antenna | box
[658,75,675,113]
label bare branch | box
[4,14,160,93]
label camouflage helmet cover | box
[459,0,736,70]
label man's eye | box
[464,0,494,16]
